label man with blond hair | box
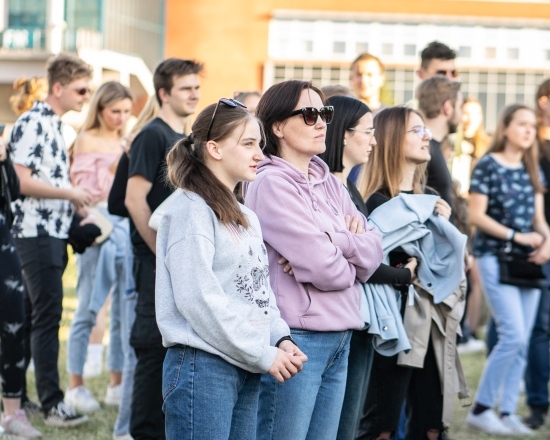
[350,53,387,115]
[10,52,92,427]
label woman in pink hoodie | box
[244,80,383,440]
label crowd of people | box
[0,39,549,440]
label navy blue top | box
[470,154,543,256]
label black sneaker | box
[21,400,42,416]
[523,406,547,430]
[44,401,89,427]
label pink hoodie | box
[244,155,383,331]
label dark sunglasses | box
[64,85,91,96]
[435,69,459,79]
[287,106,334,126]
[206,98,247,141]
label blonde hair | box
[462,98,490,158]
[9,77,48,115]
[359,107,427,200]
[80,81,133,136]
[489,104,544,193]
[130,96,159,136]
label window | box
[507,48,519,59]
[333,41,346,54]
[404,44,416,56]
[356,42,369,54]
[459,46,471,58]
[382,43,393,55]
[485,47,497,59]
[545,49,550,61]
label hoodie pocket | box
[300,284,318,329]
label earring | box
[343,140,347,146]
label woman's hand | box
[345,215,365,234]
[278,257,294,276]
[268,348,303,383]
[404,257,418,282]
[278,340,308,364]
[434,199,452,220]
[514,231,544,249]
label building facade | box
[165,0,550,131]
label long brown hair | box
[166,102,260,228]
[358,107,427,200]
[489,104,544,193]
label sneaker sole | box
[467,422,513,435]
[44,414,89,428]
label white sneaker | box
[501,414,534,436]
[466,410,513,435]
[64,386,100,414]
[104,384,122,406]
[457,338,486,355]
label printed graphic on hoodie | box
[234,242,271,312]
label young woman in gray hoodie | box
[155,99,307,439]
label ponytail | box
[167,125,250,228]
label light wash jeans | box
[162,345,260,440]
[257,329,352,440]
[66,243,124,375]
[113,247,137,436]
[475,255,541,414]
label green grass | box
[22,254,550,439]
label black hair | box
[319,96,371,172]
[420,41,456,69]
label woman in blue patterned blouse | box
[466,104,550,436]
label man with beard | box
[124,58,203,439]
[416,77,463,207]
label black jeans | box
[15,236,67,414]
[129,252,166,439]
[0,222,25,398]
[357,340,444,440]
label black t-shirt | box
[128,117,185,254]
[426,138,453,208]
[346,178,369,218]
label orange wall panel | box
[165,0,550,111]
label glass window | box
[333,41,346,54]
[356,42,369,54]
[507,48,519,59]
[485,47,497,59]
[459,46,471,58]
[304,40,313,52]
[8,0,46,28]
[382,43,393,55]
[546,49,550,61]
[404,44,416,56]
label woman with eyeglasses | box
[356,107,460,440]
[65,82,133,415]
[318,96,417,440]
[243,80,383,440]
[156,99,306,439]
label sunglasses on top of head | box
[206,98,247,141]
[286,106,334,126]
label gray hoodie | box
[155,190,290,373]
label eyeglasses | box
[348,127,375,137]
[206,98,247,141]
[435,69,459,79]
[287,106,334,126]
[407,126,433,140]
[64,85,91,96]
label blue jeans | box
[66,244,124,375]
[163,346,260,440]
[113,249,137,437]
[337,330,374,440]
[257,329,352,440]
[475,255,541,413]
[525,262,550,409]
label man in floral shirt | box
[9,52,93,427]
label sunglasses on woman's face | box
[287,106,334,126]
[207,98,247,140]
